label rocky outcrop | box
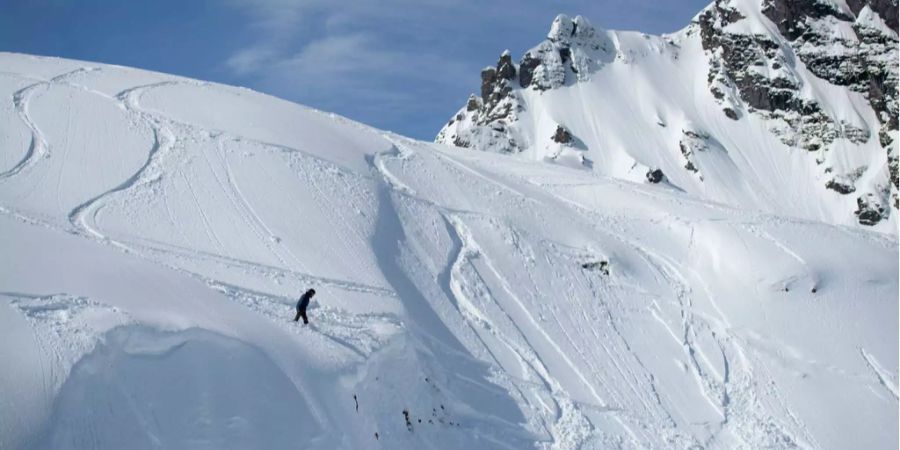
[696,1,850,153]
[826,166,867,194]
[551,125,573,144]
[694,0,897,224]
[436,15,616,155]
[847,0,899,30]
[646,168,666,184]
[762,0,898,136]
[856,193,888,225]
[679,130,712,178]
[436,50,524,153]
[581,260,609,275]
[518,15,612,91]
[826,179,856,194]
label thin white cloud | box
[221,1,478,132]
[254,32,470,99]
[225,47,278,75]
[225,0,318,36]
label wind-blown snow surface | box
[0,52,897,449]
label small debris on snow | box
[581,260,609,275]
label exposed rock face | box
[436,50,524,153]
[518,15,613,91]
[581,260,609,275]
[679,130,713,179]
[696,0,873,155]
[646,169,666,184]
[826,179,857,194]
[437,15,613,155]
[551,125,573,144]
[856,194,888,225]
[762,0,898,135]
[847,0,899,30]
[695,0,898,224]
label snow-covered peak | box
[547,14,601,43]
[437,0,899,231]
[547,14,576,41]
[857,4,899,38]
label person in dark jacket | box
[294,289,316,324]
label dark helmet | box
[308,288,316,295]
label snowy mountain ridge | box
[437,0,899,233]
[0,5,897,448]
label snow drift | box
[0,47,897,449]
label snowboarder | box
[293,288,316,324]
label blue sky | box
[1,0,710,140]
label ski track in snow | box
[443,215,601,449]
[378,138,687,447]
[368,135,861,449]
[1,68,100,180]
[3,70,405,368]
[0,59,896,449]
[860,348,900,401]
[531,178,817,447]
[434,137,827,447]
[52,78,393,298]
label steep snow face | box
[436,1,899,232]
[1,52,897,449]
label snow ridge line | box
[117,81,365,181]
[433,214,557,440]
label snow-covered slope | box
[0,51,897,449]
[437,0,899,233]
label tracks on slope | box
[1,71,399,366]
[413,138,822,447]
[375,137,663,448]
[527,176,818,447]
[0,68,98,180]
